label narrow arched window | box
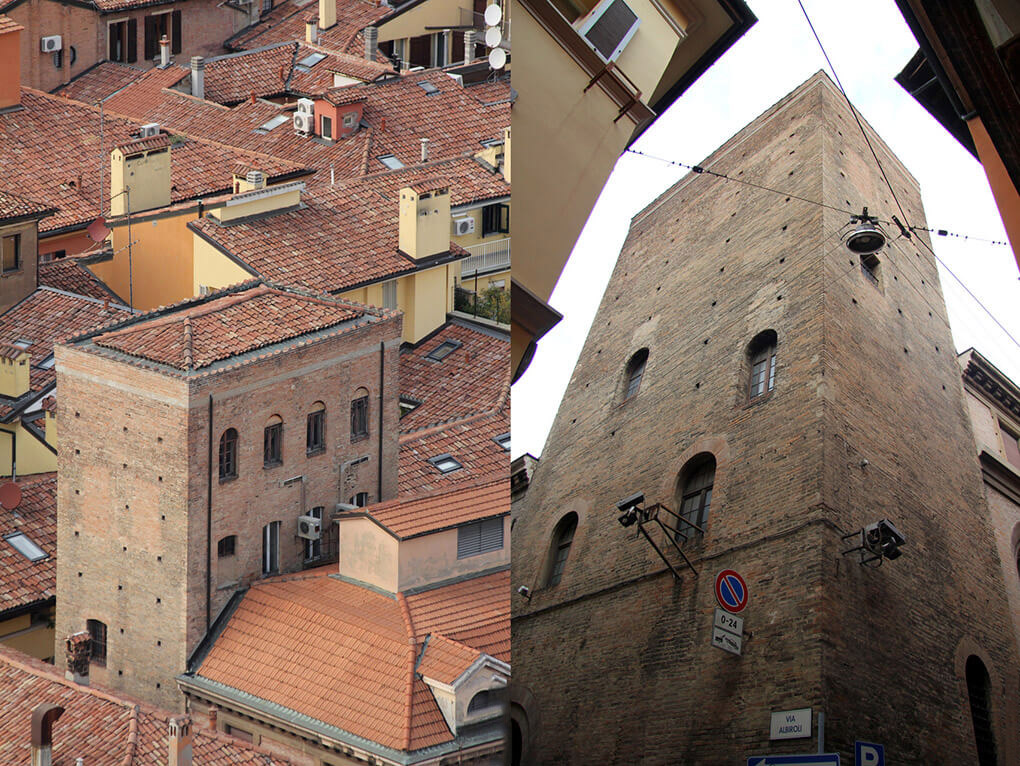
[306,401,326,454]
[351,387,369,441]
[545,513,577,587]
[676,454,715,534]
[264,415,283,467]
[747,330,778,400]
[86,619,107,666]
[622,348,648,401]
[966,655,997,765]
[218,428,238,480]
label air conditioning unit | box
[293,111,313,135]
[139,122,160,138]
[40,35,62,53]
[296,97,315,115]
[577,0,640,63]
[297,515,322,540]
[453,216,475,236]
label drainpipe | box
[206,395,213,630]
[378,341,384,501]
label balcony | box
[460,238,510,279]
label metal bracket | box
[634,503,703,580]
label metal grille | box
[457,517,504,558]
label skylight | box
[429,454,462,474]
[38,355,55,370]
[377,154,404,170]
[254,114,290,134]
[13,339,31,349]
[399,396,421,419]
[426,340,462,361]
[494,433,510,451]
[416,81,440,95]
[5,532,47,562]
[297,52,327,68]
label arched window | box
[676,454,715,534]
[545,513,578,587]
[622,349,649,401]
[351,387,369,441]
[217,535,236,558]
[966,655,997,765]
[747,330,778,400]
[218,428,238,480]
[468,688,503,714]
[306,401,326,454]
[264,415,283,467]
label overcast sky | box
[512,0,1020,460]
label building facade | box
[511,72,1020,763]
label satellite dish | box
[483,3,502,26]
[488,48,506,70]
[485,27,502,48]
[0,482,22,511]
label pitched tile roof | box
[37,257,121,301]
[365,477,507,538]
[227,0,391,58]
[114,132,172,155]
[0,474,55,616]
[417,634,482,685]
[0,190,55,223]
[398,321,510,434]
[0,288,131,420]
[100,64,189,115]
[204,43,299,105]
[53,61,147,105]
[0,645,293,765]
[0,14,23,33]
[0,89,308,234]
[398,410,510,495]
[88,283,366,371]
[290,46,394,95]
[330,154,508,206]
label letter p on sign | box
[855,741,884,766]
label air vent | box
[578,0,641,62]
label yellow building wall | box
[192,235,255,295]
[450,198,512,250]
[377,0,472,41]
[0,422,56,478]
[339,269,451,344]
[0,608,55,662]
[110,148,172,217]
[0,354,29,399]
[463,268,509,294]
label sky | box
[512,0,1020,460]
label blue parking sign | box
[855,741,884,766]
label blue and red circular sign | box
[715,569,748,613]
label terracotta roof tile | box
[53,61,146,105]
[0,288,131,419]
[398,411,509,495]
[37,257,120,301]
[114,132,172,155]
[289,46,393,96]
[0,190,55,222]
[406,569,509,662]
[204,43,299,105]
[417,634,481,685]
[0,14,23,33]
[0,474,55,616]
[0,645,293,765]
[91,283,363,370]
[365,477,507,538]
[228,0,390,58]
[100,64,189,115]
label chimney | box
[110,135,172,216]
[207,706,218,731]
[318,0,336,30]
[64,631,91,686]
[0,15,23,110]
[168,716,194,766]
[463,29,476,64]
[0,345,30,398]
[190,56,205,100]
[305,17,318,44]
[398,184,451,261]
[30,703,64,766]
[420,137,429,163]
[364,26,378,61]
[245,170,266,190]
[159,34,170,68]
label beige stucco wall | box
[192,234,254,295]
[377,0,472,42]
[396,516,509,591]
[337,517,399,592]
[0,421,56,478]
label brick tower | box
[511,72,1020,764]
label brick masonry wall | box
[511,73,1020,764]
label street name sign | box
[747,755,840,766]
[770,708,811,739]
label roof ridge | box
[118,704,139,766]
[368,472,507,510]
[397,407,504,440]
[427,631,483,657]
[396,591,416,751]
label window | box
[860,252,881,285]
[261,0,272,12]
[320,114,333,139]
[426,340,462,361]
[351,491,369,507]
[747,330,778,400]
[4,532,47,561]
[297,52,326,68]
[481,203,510,235]
[255,114,290,134]
[143,12,169,60]
[677,454,715,534]
[1000,422,1020,471]
[416,80,440,95]
[966,656,997,766]
[342,111,357,128]
[429,453,462,473]
[622,348,648,401]
[264,416,283,467]
[217,535,236,558]
[108,19,137,63]
[306,402,325,454]
[399,396,421,419]
[219,428,238,480]
[86,619,107,665]
[378,154,404,170]
[351,392,369,441]
[457,517,503,558]
[262,521,280,574]
[577,0,640,62]
[468,688,504,714]
[494,432,510,451]
[382,280,398,310]
[2,233,21,274]
[545,513,577,587]
[225,724,253,743]
[304,506,324,560]
[432,32,447,67]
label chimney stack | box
[207,706,218,731]
[245,170,266,190]
[420,137,429,163]
[190,56,205,100]
[463,29,476,63]
[0,15,23,110]
[0,345,30,399]
[168,716,194,766]
[30,703,64,766]
[159,34,170,68]
[318,0,336,30]
[364,26,378,61]
[398,184,451,261]
[64,631,91,685]
[305,17,318,44]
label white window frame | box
[576,0,642,63]
[262,520,280,574]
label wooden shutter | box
[126,18,137,63]
[171,10,182,54]
[144,16,156,61]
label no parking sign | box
[715,569,749,613]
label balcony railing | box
[461,238,510,278]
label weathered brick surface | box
[511,73,1020,764]
[54,312,401,711]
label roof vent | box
[844,207,886,255]
[245,170,266,190]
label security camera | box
[517,585,531,598]
[616,493,645,513]
[864,519,906,559]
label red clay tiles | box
[0,13,23,33]
[203,43,299,105]
[37,258,120,301]
[100,64,189,115]
[54,62,147,105]
[417,633,482,685]
[367,476,507,538]
[0,190,54,222]
[0,474,55,616]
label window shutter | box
[126,18,137,63]
[144,16,155,60]
[583,0,639,62]
[171,10,182,54]
[457,523,479,558]
[479,517,503,553]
